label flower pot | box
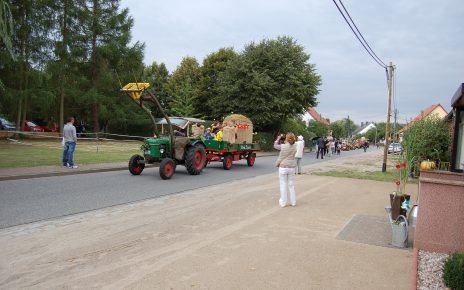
[389,193,411,220]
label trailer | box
[202,139,259,170]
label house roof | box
[353,123,376,135]
[398,103,448,133]
[307,107,330,125]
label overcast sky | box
[120,0,464,124]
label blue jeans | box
[63,141,76,166]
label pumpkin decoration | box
[420,159,436,171]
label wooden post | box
[382,62,393,172]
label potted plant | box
[390,154,411,220]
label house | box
[398,104,448,135]
[353,122,376,136]
[304,107,330,125]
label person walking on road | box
[62,117,78,169]
[316,137,325,159]
[295,135,305,174]
[274,133,297,207]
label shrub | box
[402,115,450,163]
[443,252,464,290]
[254,132,274,152]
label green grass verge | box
[312,170,417,183]
[0,140,142,168]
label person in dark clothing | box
[324,138,329,155]
[317,137,325,159]
[363,141,369,152]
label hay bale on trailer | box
[223,114,253,144]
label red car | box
[24,120,44,132]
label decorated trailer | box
[203,114,260,170]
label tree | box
[4,0,54,130]
[143,61,171,115]
[0,0,15,59]
[79,0,144,132]
[308,120,329,138]
[47,0,88,130]
[166,56,200,117]
[281,116,312,143]
[197,47,237,119]
[214,36,321,131]
[365,122,386,142]
[329,120,345,138]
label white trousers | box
[279,167,296,207]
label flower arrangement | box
[393,152,412,211]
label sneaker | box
[67,165,78,169]
[63,163,69,167]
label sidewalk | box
[0,151,279,181]
[0,151,415,289]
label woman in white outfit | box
[274,133,297,207]
[294,135,305,174]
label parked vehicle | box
[0,117,16,130]
[36,121,59,132]
[388,143,403,154]
[24,120,44,132]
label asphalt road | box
[0,149,372,229]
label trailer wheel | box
[128,154,145,175]
[185,145,206,175]
[247,153,256,167]
[223,154,233,170]
[159,158,175,180]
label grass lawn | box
[0,139,142,168]
[312,170,418,184]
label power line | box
[338,0,387,67]
[331,0,387,69]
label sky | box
[120,0,464,124]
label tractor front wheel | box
[185,145,206,175]
[159,158,175,180]
[128,154,145,175]
[223,154,233,170]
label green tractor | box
[121,83,206,180]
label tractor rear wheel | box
[247,153,256,167]
[128,154,145,175]
[159,158,175,180]
[185,145,206,175]
[223,154,233,170]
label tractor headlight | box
[160,148,165,154]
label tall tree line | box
[2,1,321,135]
[1,0,144,132]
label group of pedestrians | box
[316,137,342,159]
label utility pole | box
[346,115,351,139]
[393,109,398,142]
[382,62,393,172]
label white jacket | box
[295,140,305,158]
